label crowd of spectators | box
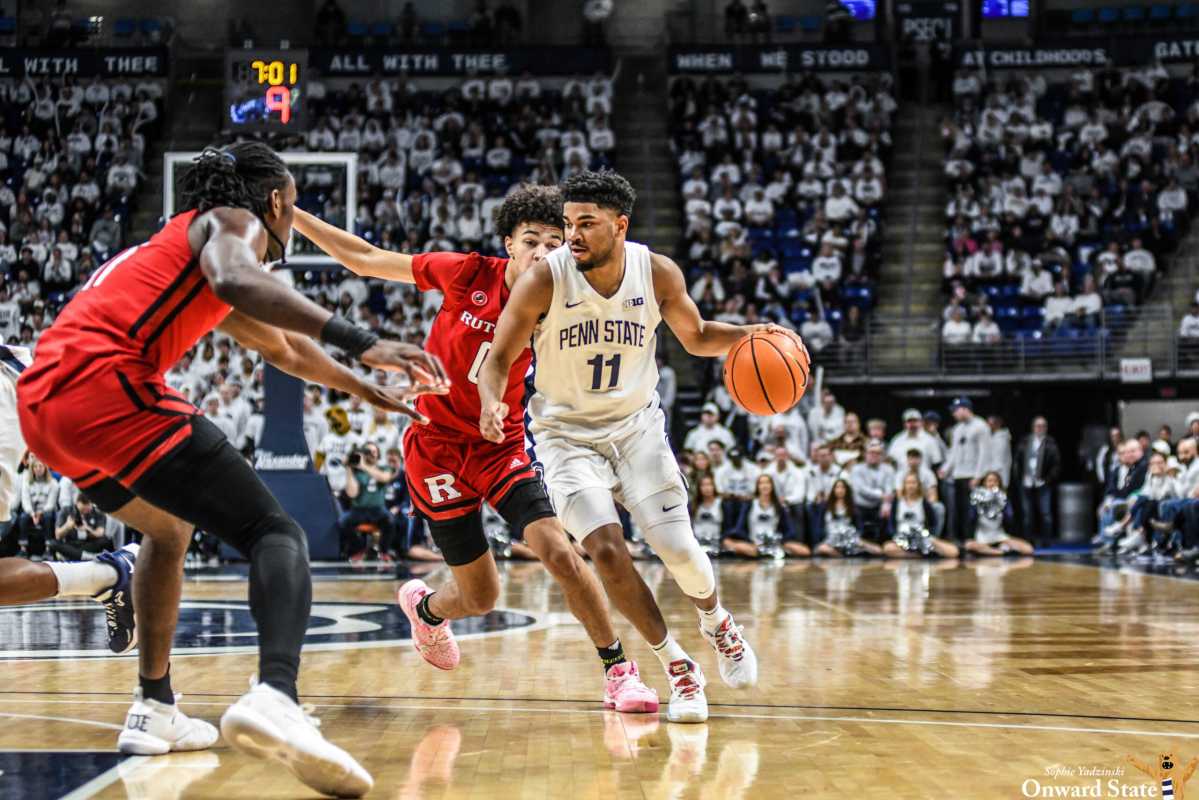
[1088,414,1199,563]
[661,388,1044,560]
[0,75,161,348]
[668,72,893,375]
[940,64,1199,362]
[226,71,616,268]
[1,454,126,562]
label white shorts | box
[532,406,684,538]
[0,371,26,523]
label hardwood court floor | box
[4,557,1199,799]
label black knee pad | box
[246,512,309,560]
[495,479,555,540]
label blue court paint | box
[0,600,538,660]
[0,751,124,798]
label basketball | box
[723,330,811,416]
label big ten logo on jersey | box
[425,473,463,503]
[558,318,647,350]
[623,296,645,309]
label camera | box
[346,450,361,468]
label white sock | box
[698,602,728,634]
[651,634,689,671]
[48,560,119,598]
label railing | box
[818,304,1188,383]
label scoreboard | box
[225,49,307,131]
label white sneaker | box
[220,679,373,798]
[665,659,709,724]
[1112,532,1141,556]
[701,614,759,689]
[117,689,219,755]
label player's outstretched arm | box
[218,310,431,423]
[477,261,553,443]
[197,207,448,393]
[292,207,415,283]
[652,252,784,357]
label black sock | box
[598,640,627,674]
[416,593,444,626]
[140,667,174,705]
[250,531,310,705]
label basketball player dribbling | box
[14,143,448,797]
[292,185,660,714]
[479,169,778,722]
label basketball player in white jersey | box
[479,170,776,723]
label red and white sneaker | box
[602,661,659,714]
[701,614,758,689]
[397,579,460,670]
[665,659,708,724]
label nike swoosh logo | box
[565,300,584,309]
[662,504,682,512]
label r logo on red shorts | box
[424,473,463,503]
[471,290,487,306]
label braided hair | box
[180,142,290,216]
[179,142,292,260]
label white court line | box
[0,711,122,731]
[58,756,147,800]
[3,699,1195,740]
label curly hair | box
[560,168,636,217]
[491,184,564,237]
[178,141,291,218]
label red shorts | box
[402,426,538,522]
[17,359,198,499]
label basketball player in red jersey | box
[293,186,660,714]
[16,143,447,798]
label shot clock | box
[225,49,308,131]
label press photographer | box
[340,442,399,561]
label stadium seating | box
[940,64,1196,356]
[0,76,164,344]
[667,72,894,363]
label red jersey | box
[412,251,529,442]
[21,210,232,403]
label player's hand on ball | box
[744,323,789,338]
[480,400,509,443]
[360,341,450,396]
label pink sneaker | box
[603,660,659,713]
[397,580,460,671]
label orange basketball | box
[723,330,811,416]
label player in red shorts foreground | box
[293,186,660,714]
[16,143,447,798]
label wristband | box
[319,315,379,359]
